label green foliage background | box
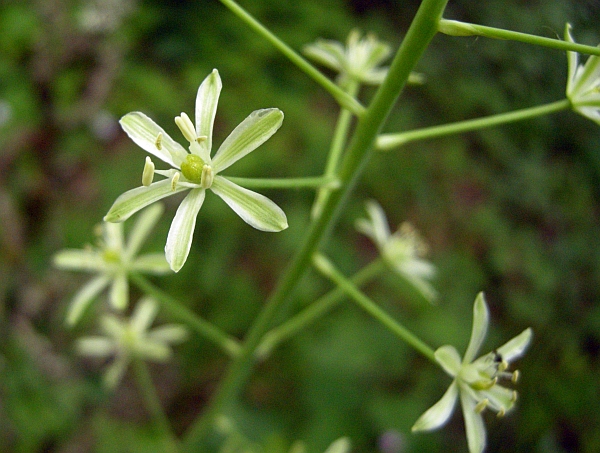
[0,0,599,452]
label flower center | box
[180,154,214,188]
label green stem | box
[218,0,364,115]
[255,258,387,359]
[182,0,448,449]
[312,254,436,363]
[131,273,241,357]
[439,19,600,56]
[311,80,359,219]
[224,176,339,190]
[132,358,180,453]
[377,99,570,150]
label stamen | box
[475,399,489,414]
[171,172,180,191]
[197,135,208,144]
[511,391,518,403]
[498,360,509,372]
[155,132,163,150]
[472,377,497,390]
[511,370,520,384]
[200,164,214,189]
[142,157,155,187]
[175,112,197,143]
[496,407,506,418]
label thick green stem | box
[313,254,436,363]
[218,0,364,115]
[224,176,339,190]
[133,358,180,453]
[377,99,571,150]
[182,0,448,449]
[311,81,359,219]
[131,273,241,357]
[255,258,387,359]
[439,19,600,56]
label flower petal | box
[66,275,111,326]
[120,112,188,167]
[323,437,351,453]
[303,40,346,72]
[195,69,222,161]
[496,327,533,362]
[460,389,487,453]
[363,200,391,246]
[148,325,189,344]
[53,249,106,272]
[464,292,489,363]
[104,179,189,223]
[165,188,206,272]
[124,203,164,259]
[131,297,159,333]
[76,337,116,357]
[412,380,459,432]
[131,253,172,274]
[435,345,462,377]
[211,176,288,232]
[109,272,128,311]
[565,24,579,97]
[212,108,284,172]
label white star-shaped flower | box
[565,23,600,125]
[76,297,188,388]
[412,293,533,453]
[104,69,288,272]
[54,204,170,326]
[355,200,436,301]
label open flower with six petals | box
[105,69,288,272]
[412,293,533,453]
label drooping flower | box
[76,297,188,388]
[355,200,436,302]
[54,203,170,326]
[565,23,600,125]
[412,293,533,453]
[104,69,288,272]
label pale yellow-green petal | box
[212,108,284,172]
[464,292,489,363]
[211,176,287,232]
[165,188,206,272]
[412,380,459,432]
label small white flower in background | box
[54,204,170,326]
[76,297,188,389]
[565,23,600,125]
[355,200,436,302]
[304,29,423,88]
[104,69,288,272]
[412,293,533,453]
[288,437,351,453]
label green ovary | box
[180,154,204,184]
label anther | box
[496,407,506,418]
[142,156,155,187]
[511,391,518,403]
[511,370,520,384]
[155,132,163,150]
[475,399,489,414]
[175,112,197,143]
[197,135,208,144]
[498,360,509,372]
[171,172,180,191]
[200,164,214,189]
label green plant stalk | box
[182,0,449,449]
[133,358,180,453]
[255,257,387,359]
[376,99,571,150]
[131,273,241,357]
[311,80,359,219]
[439,19,600,56]
[218,0,364,116]
[224,175,339,190]
[313,254,436,362]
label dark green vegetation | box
[0,0,599,452]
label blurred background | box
[1,0,599,452]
